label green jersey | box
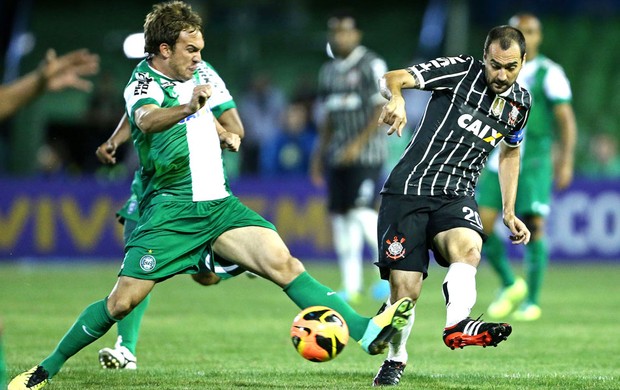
[519,54,572,162]
[123,60,236,208]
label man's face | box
[484,40,524,94]
[167,29,203,81]
[327,17,361,58]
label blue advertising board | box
[0,177,618,261]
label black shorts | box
[376,194,487,280]
[326,165,382,213]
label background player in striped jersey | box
[478,13,577,322]
[371,26,532,386]
[94,56,246,369]
[9,2,413,388]
[311,11,390,303]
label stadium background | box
[0,0,619,262]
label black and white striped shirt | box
[382,55,531,197]
[318,46,388,167]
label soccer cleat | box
[373,359,406,386]
[359,297,414,355]
[487,278,527,319]
[512,303,542,321]
[443,316,512,350]
[98,343,137,369]
[8,365,49,390]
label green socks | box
[524,239,548,305]
[484,233,516,287]
[41,299,117,377]
[283,272,370,341]
[117,293,151,355]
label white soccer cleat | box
[98,339,137,369]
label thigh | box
[213,226,303,287]
[376,195,431,280]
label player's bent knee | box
[265,255,305,286]
[106,297,134,319]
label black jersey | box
[382,55,531,197]
[318,46,388,167]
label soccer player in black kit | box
[371,25,532,386]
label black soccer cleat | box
[443,316,512,350]
[373,359,406,386]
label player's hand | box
[503,213,530,245]
[219,131,240,152]
[378,95,407,137]
[40,49,100,92]
[96,140,118,164]
[187,84,212,113]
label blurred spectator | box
[238,71,287,175]
[261,100,317,176]
[580,132,620,178]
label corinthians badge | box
[385,235,406,260]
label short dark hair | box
[144,1,203,56]
[484,25,526,59]
[327,9,360,30]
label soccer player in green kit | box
[477,13,577,321]
[94,54,247,369]
[9,2,413,388]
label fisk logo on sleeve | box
[416,56,467,72]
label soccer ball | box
[290,306,349,362]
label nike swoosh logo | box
[327,292,336,296]
[82,325,101,338]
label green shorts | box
[122,217,245,280]
[120,195,275,281]
[476,156,553,216]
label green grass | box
[1,261,618,389]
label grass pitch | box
[1,261,618,389]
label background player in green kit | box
[94,55,246,369]
[477,13,577,321]
[9,2,413,389]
